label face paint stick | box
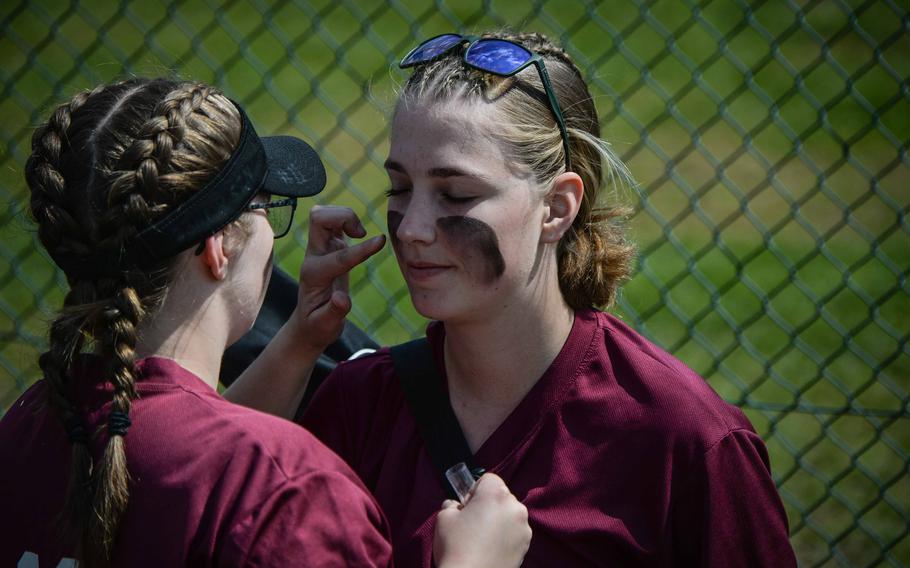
[446,462,478,505]
[387,210,403,246]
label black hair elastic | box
[64,415,89,446]
[108,410,132,437]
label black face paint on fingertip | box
[437,216,505,284]
[387,210,403,248]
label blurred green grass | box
[1,1,908,566]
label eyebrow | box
[427,167,469,178]
[384,159,406,173]
[383,159,477,180]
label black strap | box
[390,338,483,500]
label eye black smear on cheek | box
[387,210,403,249]
[437,216,505,284]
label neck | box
[135,274,233,390]
[441,281,575,454]
[443,288,575,409]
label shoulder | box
[299,340,421,476]
[214,418,393,566]
[120,367,366,500]
[1,379,48,423]
[0,380,56,461]
[316,321,442,396]
[150,390,388,557]
[309,346,403,410]
[0,380,52,471]
[132,356,356,476]
[334,346,397,383]
[580,309,754,453]
[196,392,361,482]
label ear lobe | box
[200,233,229,281]
[541,173,584,244]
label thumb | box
[308,291,351,327]
[440,499,461,510]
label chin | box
[408,288,460,322]
[408,287,498,325]
[405,273,511,324]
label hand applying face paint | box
[225,206,386,419]
[293,205,386,352]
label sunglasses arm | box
[533,60,572,173]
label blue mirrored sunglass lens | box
[403,34,464,65]
[465,40,532,74]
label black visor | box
[55,102,325,278]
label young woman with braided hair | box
[0,77,531,567]
[292,31,799,566]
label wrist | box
[277,313,325,361]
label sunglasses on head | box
[400,33,572,172]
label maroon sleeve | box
[222,470,393,567]
[674,428,797,567]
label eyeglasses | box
[193,195,297,256]
[400,33,571,172]
[247,196,297,239]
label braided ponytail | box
[40,281,96,547]
[83,282,144,565]
[26,83,126,560]
[399,30,637,309]
[25,78,241,566]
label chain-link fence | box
[1,0,907,565]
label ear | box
[540,172,584,244]
[200,232,229,281]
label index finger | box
[307,206,367,252]
[301,234,386,285]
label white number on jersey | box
[18,551,78,568]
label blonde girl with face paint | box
[298,31,797,567]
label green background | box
[1,1,907,566]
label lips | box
[403,260,452,282]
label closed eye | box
[442,193,477,204]
[385,188,411,197]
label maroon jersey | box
[0,356,392,567]
[301,309,796,567]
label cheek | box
[437,216,505,284]
[261,246,274,287]
[388,209,507,285]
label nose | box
[394,194,436,245]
